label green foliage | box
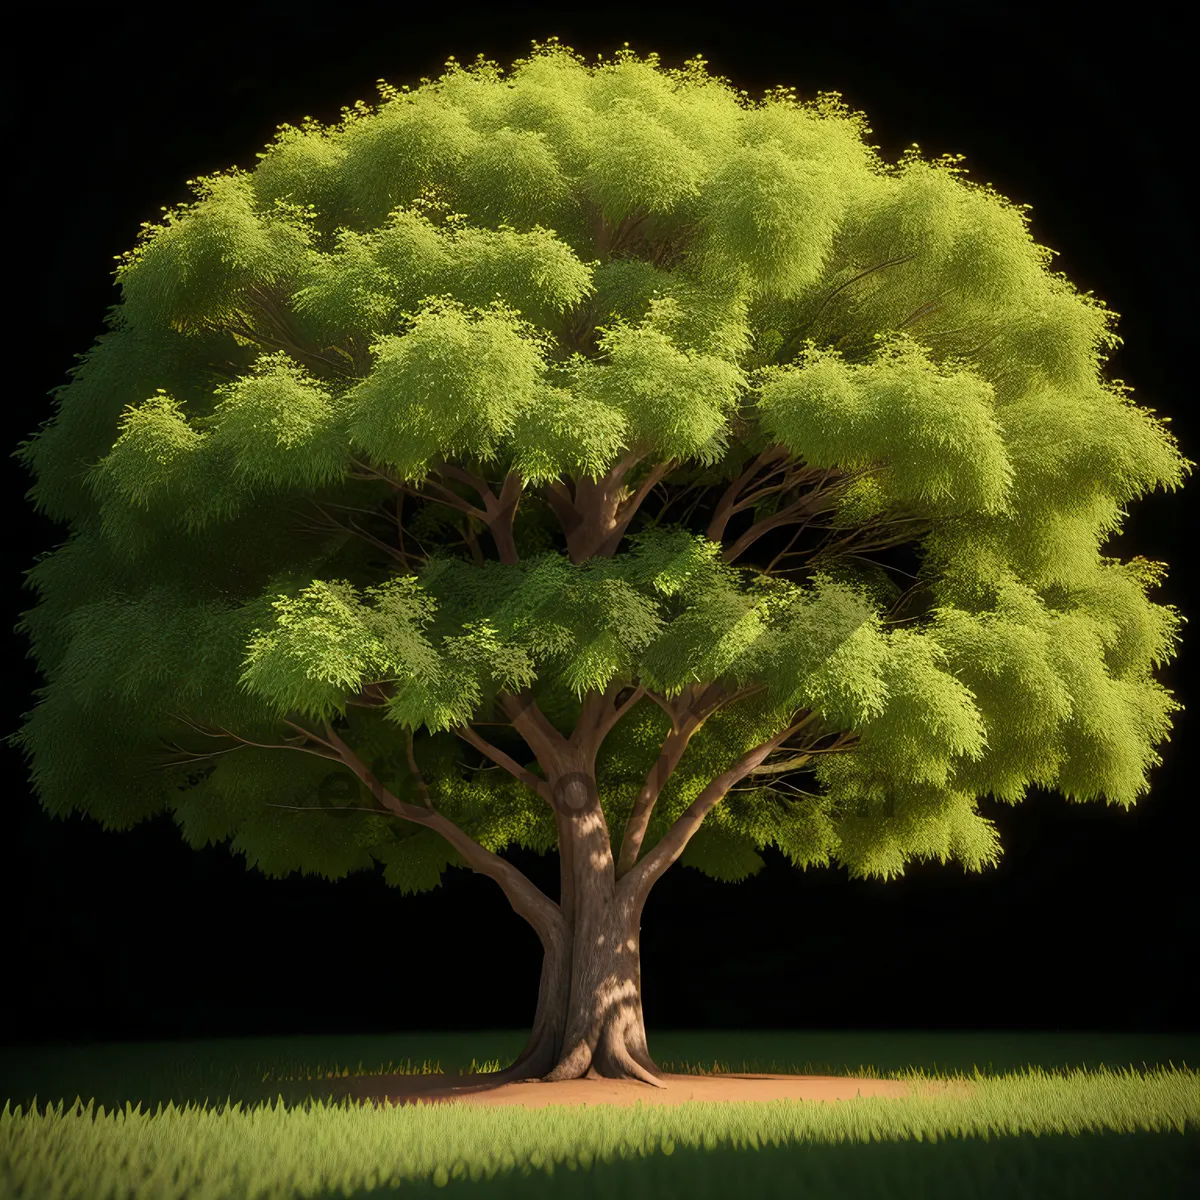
[114,172,317,336]
[344,295,557,482]
[8,37,1190,899]
[755,333,1014,516]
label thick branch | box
[542,447,654,562]
[592,459,678,558]
[620,713,853,907]
[704,443,792,544]
[594,682,648,746]
[614,681,718,879]
[316,718,564,935]
[428,458,525,564]
[496,688,573,776]
[614,679,770,879]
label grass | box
[1,1030,1197,1198]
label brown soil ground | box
[322,1071,979,1111]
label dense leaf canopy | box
[10,39,1189,897]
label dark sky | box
[4,5,1195,1051]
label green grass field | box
[2,1030,1197,1198]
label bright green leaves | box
[581,96,706,226]
[417,546,669,707]
[338,92,480,230]
[789,611,892,730]
[505,277,753,487]
[11,37,1191,904]
[455,126,574,230]
[291,225,419,343]
[635,561,878,713]
[925,364,1194,593]
[995,375,1190,522]
[506,380,631,487]
[238,574,443,726]
[570,297,748,467]
[114,171,316,336]
[86,391,206,512]
[841,626,988,783]
[690,139,845,301]
[756,333,1014,516]
[344,296,554,481]
[1043,608,1182,809]
[796,619,1001,882]
[290,211,595,349]
[84,353,352,539]
[1080,557,1186,679]
[380,618,536,735]
[990,275,1120,390]
[82,389,246,544]
[937,178,1051,316]
[290,207,447,344]
[14,317,226,527]
[929,576,1075,802]
[441,222,597,328]
[825,775,1004,882]
[232,522,884,749]
[252,118,351,226]
[206,352,348,491]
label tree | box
[9,38,1191,1087]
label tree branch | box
[348,454,493,525]
[773,254,918,362]
[704,443,791,545]
[452,722,556,806]
[155,710,344,769]
[613,679,771,879]
[592,458,678,558]
[718,486,844,566]
[403,727,434,809]
[315,717,565,934]
[594,682,648,745]
[545,446,660,562]
[745,752,815,776]
[620,712,844,906]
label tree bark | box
[485,904,574,1083]
[486,754,666,1087]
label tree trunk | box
[488,767,666,1088]
[486,914,572,1083]
[541,879,662,1084]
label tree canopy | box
[9,38,1191,906]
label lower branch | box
[316,719,562,932]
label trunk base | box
[540,1004,667,1087]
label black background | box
[4,4,1195,1051]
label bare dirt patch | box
[324,1071,978,1111]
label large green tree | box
[10,39,1190,1086]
